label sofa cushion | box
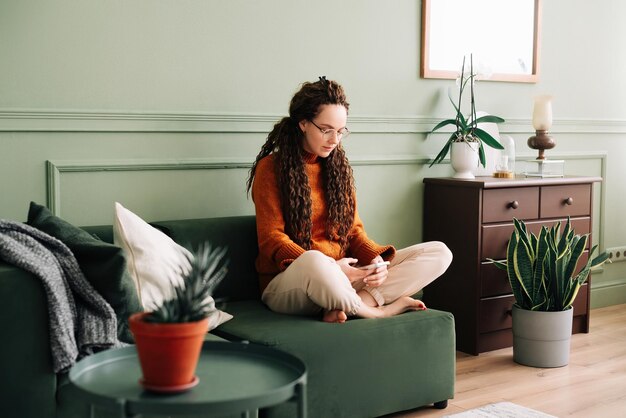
[152,216,260,302]
[212,300,456,418]
[80,224,114,244]
[112,202,233,330]
[26,202,143,343]
[113,202,192,309]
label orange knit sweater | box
[252,152,395,292]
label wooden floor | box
[385,304,626,418]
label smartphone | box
[357,261,390,270]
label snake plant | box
[490,218,609,311]
[145,243,229,323]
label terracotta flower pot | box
[129,312,209,391]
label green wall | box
[1,0,625,307]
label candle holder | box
[493,134,516,178]
[527,129,555,160]
[524,95,564,178]
[523,159,564,178]
[527,95,554,160]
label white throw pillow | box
[113,202,232,329]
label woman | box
[246,77,452,323]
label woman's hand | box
[336,258,370,284]
[363,255,388,288]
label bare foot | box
[323,309,348,323]
[409,298,427,311]
[380,297,427,317]
[356,297,427,319]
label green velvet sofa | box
[0,215,455,418]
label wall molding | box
[47,153,615,296]
[4,109,626,134]
[46,152,616,301]
[46,153,606,245]
[45,156,432,216]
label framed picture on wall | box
[421,0,541,83]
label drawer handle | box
[564,197,574,205]
[508,200,519,209]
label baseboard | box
[591,282,626,308]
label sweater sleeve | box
[347,205,396,264]
[252,156,305,271]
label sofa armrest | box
[0,262,57,418]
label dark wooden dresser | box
[422,176,602,355]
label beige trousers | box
[261,241,452,316]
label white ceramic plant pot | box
[512,305,573,368]
[450,141,480,179]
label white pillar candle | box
[532,95,553,131]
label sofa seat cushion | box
[212,300,456,418]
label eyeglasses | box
[309,120,350,140]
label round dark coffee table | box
[69,341,307,418]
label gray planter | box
[512,305,573,368]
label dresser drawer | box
[479,295,514,333]
[481,251,589,297]
[481,262,511,297]
[573,283,589,316]
[481,217,591,260]
[540,184,592,218]
[480,286,589,334]
[482,187,539,223]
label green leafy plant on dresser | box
[429,54,505,169]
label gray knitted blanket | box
[0,220,121,373]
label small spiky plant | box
[144,243,229,323]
